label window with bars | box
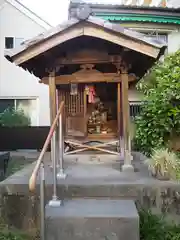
[151,33,168,44]
[129,101,142,118]
[144,32,168,44]
[5,37,24,49]
[5,37,14,49]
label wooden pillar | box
[48,70,57,164]
[121,70,134,172]
[117,82,122,154]
[49,70,57,124]
[117,82,121,134]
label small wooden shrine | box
[5,5,166,166]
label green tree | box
[134,50,180,156]
[0,108,31,127]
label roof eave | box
[5,16,167,68]
[69,1,180,13]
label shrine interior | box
[86,82,117,139]
[57,82,118,140]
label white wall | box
[128,89,143,102]
[0,1,50,126]
[168,30,180,53]
[168,0,180,8]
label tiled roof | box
[6,15,166,59]
[70,0,180,8]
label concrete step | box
[46,199,139,240]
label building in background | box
[69,0,180,54]
[69,0,180,117]
[0,0,51,126]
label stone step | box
[46,199,139,240]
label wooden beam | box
[83,87,87,118]
[54,52,122,65]
[66,140,119,155]
[55,58,112,65]
[41,72,137,85]
[41,73,122,84]
[48,71,56,124]
[117,82,121,134]
[64,140,119,155]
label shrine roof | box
[5,6,167,79]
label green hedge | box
[140,209,180,240]
[134,50,180,156]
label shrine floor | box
[0,151,180,195]
[0,151,180,232]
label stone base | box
[122,164,134,172]
[57,169,67,179]
[46,199,139,240]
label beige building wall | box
[125,22,180,102]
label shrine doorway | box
[86,82,118,140]
[58,82,121,155]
